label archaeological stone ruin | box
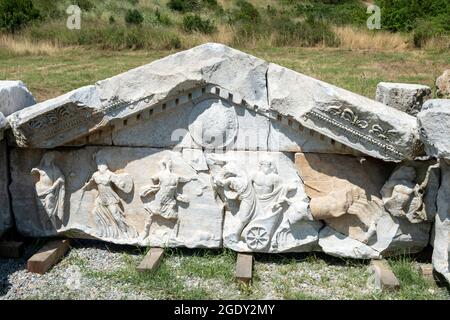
[0,43,448,284]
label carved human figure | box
[248,158,313,250]
[139,157,198,239]
[211,156,312,250]
[251,158,296,214]
[309,186,363,220]
[211,160,257,243]
[31,152,66,230]
[83,156,137,239]
[380,166,426,223]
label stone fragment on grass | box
[375,82,431,116]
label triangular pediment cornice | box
[6,43,423,162]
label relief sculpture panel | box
[206,151,321,253]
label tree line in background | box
[0,0,449,50]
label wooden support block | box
[235,253,253,284]
[27,239,71,275]
[419,264,434,279]
[370,259,400,291]
[0,241,25,258]
[137,247,165,272]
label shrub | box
[230,0,260,24]
[294,0,367,26]
[73,0,94,11]
[125,9,144,25]
[167,0,199,13]
[168,36,182,49]
[127,0,139,5]
[182,14,216,34]
[272,16,340,47]
[0,0,41,33]
[109,15,116,24]
[155,9,172,26]
[413,18,448,48]
[376,0,450,32]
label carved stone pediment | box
[4,44,436,260]
[6,43,422,162]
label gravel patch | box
[1,241,449,300]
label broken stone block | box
[0,80,36,116]
[432,159,450,285]
[296,153,434,258]
[436,70,450,99]
[375,82,431,116]
[268,65,422,162]
[418,99,450,159]
[0,138,11,239]
[0,81,36,238]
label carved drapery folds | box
[83,153,137,240]
[31,152,66,231]
[208,153,314,252]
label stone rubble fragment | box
[375,82,432,116]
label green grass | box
[17,243,450,300]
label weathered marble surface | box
[10,147,223,248]
[436,70,450,99]
[111,90,350,154]
[7,44,422,162]
[418,99,450,159]
[432,160,450,284]
[375,82,431,116]
[0,80,36,117]
[3,44,445,261]
[0,81,36,238]
[267,64,422,162]
[296,153,434,258]
[207,151,321,253]
[0,139,11,238]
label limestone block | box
[436,70,450,99]
[375,82,431,116]
[0,80,36,117]
[206,150,322,253]
[9,147,223,248]
[267,64,422,162]
[418,99,450,159]
[432,160,450,284]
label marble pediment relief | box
[3,44,439,261]
[6,43,421,162]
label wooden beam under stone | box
[419,263,434,280]
[27,239,71,275]
[370,259,400,291]
[235,253,254,284]
[137,247,165,272]
[0,241,25,259]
